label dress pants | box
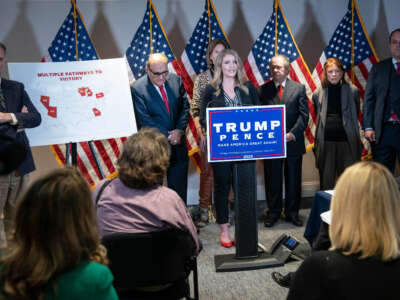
[319,141,355,190]
[167,143,189,204]
[372,123,400,174]
[263,156,302,219]
[198,149,213,209]
[211,161,255,224]
[0,173,29,247]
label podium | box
[214,161,283,272]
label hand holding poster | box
[206,105,286,162]
[8,58,136,147]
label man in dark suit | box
[131,53,190,204]
[363,28,400,173]
[0,42,41,247]
[257,54,309,227]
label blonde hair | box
[210,48,248,95]
[329,161,400,261]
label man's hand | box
[364,129,376,142]
[286,133,295,142]
[168,129,183,145]
[0,112,12,124]
[21,105,28,113]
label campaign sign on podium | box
[206,105,286,162]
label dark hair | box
[0,42,6,54]
[118,127,170,189]
[321,57,346,88]
[1,167,107,299]
[206,38,229,69]
[389,28,400,43]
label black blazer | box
[257,79,309,156]
[199,81,260,129]
[0,78,41,175]
[363,58,394,143]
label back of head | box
[330,161,400,261]
[2,167,106,299]
[118,127,170,189]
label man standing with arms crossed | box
[0,42,41,247]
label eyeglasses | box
[149,68,169,77]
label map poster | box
[206,105,286,162]
[8,58,137,147]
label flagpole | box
[72,0,79,61]
[149,0,153,54]
[274,0,278,55]
[351,0,355,83]
[207,0,211,43]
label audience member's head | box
[330,161,400,261]
[1,167,107,299]
[118,127,170,189]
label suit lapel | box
[282,79,294,104]
[1,80,13,111]
[164,81,175,119]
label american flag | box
[244,0,317,149]
[312,0,379,157]
[179,0,228,96]
[125,0,202,171]
[177,0,228,168]
[43,1,125,187]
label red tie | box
[159,85,170,114]
[396,62,400,75]
[278,85,283,100]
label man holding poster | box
[131,53,190,204]
[257,55,309,228]
[0,42,41,247]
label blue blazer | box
[0,79,41,175]
[131,73,190,139]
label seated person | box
[0,168,118,300]
[94,127,201,255]
[287,161,400,299]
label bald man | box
[131,53,190,204]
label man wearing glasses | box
[131,53,190,204]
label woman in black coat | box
[312,57,361,190]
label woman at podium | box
[200,49,259,248]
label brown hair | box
[206,38,229,69]
[330,161,400,261]
[118,127,170,189]
[1,167,107,299]
[321,57,346,88]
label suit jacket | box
[199,81,260,128]
[312,83,362,169]
[131,73,190,139]
[0,79,41,175]
[257,79,309,156]
[363,58,394,143]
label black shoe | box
[271,271,293,288]
[286,215,303,227]
[264,215,278,227]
